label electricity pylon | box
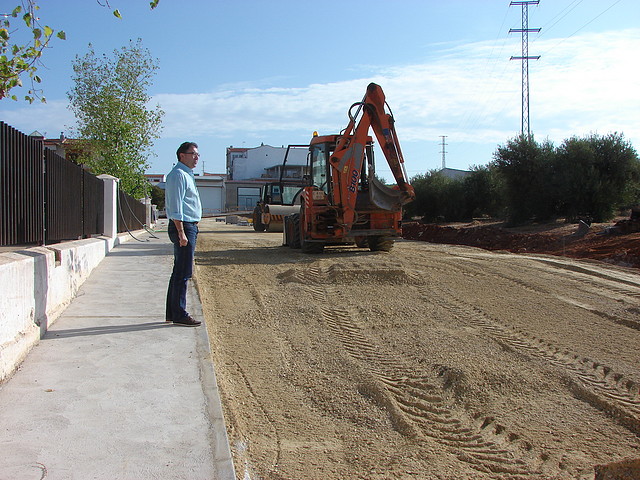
[509,1,541,138]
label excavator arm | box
[328,83,415,227]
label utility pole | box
[509,0,541,138]
[440,135,448,170]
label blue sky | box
[1,0,639,182]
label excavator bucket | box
[369,173,412,212]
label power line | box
[534,0,583,39]
[537,0,623,56]
[457,4,513,135]
[455,0,622,165]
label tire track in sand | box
[430,255,640,333]
[431,285,640,436]
[280,265,555,479]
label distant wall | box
[0,233,136,383]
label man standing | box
[165,142,202,327]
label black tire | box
[289,213,301,249]
[253,207,266,232]
[302,239,324,254]
[298,208,323,253]
[355,236,369,248]
[368,236,394,252]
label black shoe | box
[173,315,201,327]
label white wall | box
[195,177,225,216]
[237,145,280,179]
[0,173,147,382]
[233,145,307,180]
[199,185,223,216]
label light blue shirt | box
[165,161,202,222]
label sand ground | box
[194,218,640,480]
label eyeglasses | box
[183,151,200,157]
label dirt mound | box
[402,221,640,268]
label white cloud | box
[0,100,75,137]
[2,28,637,174]
[151,28,639,158]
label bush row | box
[405,133,640,225]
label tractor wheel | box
[355,236,369,248]
[288,214,301,249]
[252,207,266,232]
[302,239,324,254]
[368,236,394,252]
[298,207,323,253]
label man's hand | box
[173,219,189,246]
[178,231,188,247]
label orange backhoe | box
[284,83,415,253]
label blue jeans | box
[166,221,198,321]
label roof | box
[440,168,471,180]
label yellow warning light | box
[313,131,318,137]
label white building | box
[226,144,307,181]
[225,144,308,212]
[154,173,226,218]
[439,168,471,181]
[153,143,310,215]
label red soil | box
[402,220,640,269]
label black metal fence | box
[0,122,44,246]
[44,148,105,243]
[83,168,105,238]
[1,122,145,247]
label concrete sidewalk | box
[0,229,235,480]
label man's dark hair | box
[176,141,198,161]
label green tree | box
[150,184,165,210]
[555,133,640,222]
[491,135,557,224]
[406,134,639,226]
[406,170,467,222]
[0,0,159,103]
[462,165,505,219]
[68,39,164,198]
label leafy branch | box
[0,2,65,103]
[0,0,160,103]
[97,0,160,20]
